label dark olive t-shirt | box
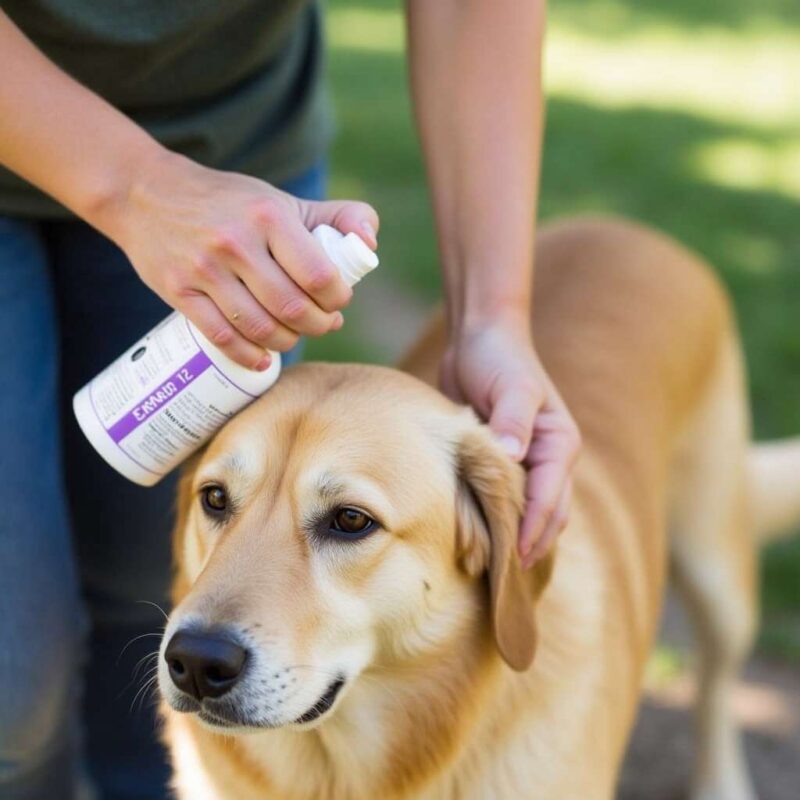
[0,0,332,217]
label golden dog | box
[157,218,800,800]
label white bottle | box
[73,225,378,486]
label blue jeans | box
[0,164,324,800]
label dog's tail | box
[749,438,800,544]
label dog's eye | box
[328,507,377,540]
[201,485,228,516]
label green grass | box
[310,0,800,660]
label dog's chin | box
[163,676,349,733]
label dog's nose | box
[165,630,247,701]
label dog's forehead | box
[200,363,461,481]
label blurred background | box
[307,0,800,796]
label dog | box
[157,217,800,799]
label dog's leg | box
[668,336,758,800]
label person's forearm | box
[0,11,164,237]
[406,0,545,333]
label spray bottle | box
[73,225,378,486]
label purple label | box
[106,350,213,443]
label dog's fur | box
[158,218,800,799]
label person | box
[0,1,580,798]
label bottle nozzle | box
[313,224,379,287]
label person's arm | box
[0,11,378,369]
[405,0,581,566]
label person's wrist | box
[448,302,532,343]
[443,258,533,339]
[78,135,173,244]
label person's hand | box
[104,151,379,370]
[441,318,581,568]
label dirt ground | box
[619,659,800,800]
[619,595,800,800]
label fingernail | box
[360,221,377,246]
[331,312,344,331]
[255,353,271,371]
[497,435,523,459]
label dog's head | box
[158,364,553,732]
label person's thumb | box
[488,379,541,462]
[300,199,380,250]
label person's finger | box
[488,375,543,461]
[517,412,581,557]
[518,456,564,559]
[209,273,301,353]
[300,199,380,250]
[522,480,571,569]
[234,251,341,337]
[178,292,271,370]
[266,215,352,313]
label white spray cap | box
[312,224,379,287]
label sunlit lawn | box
[309,0,800,658]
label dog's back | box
[403,217,769,798]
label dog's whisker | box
[126,654,159,695]
[132,650,160,680]
[130,673,160,714]
[113,651,160,702]
[135,599,170,623]
[129,681,150,713]
[135,671,159,702]
[138,660,159,680]
[117,631,164,664]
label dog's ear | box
[455,425,553,671]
